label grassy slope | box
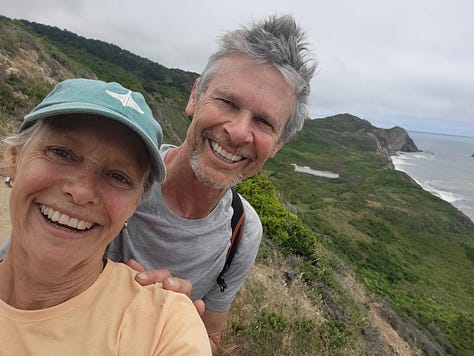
[0,17,191,143]
[263,119,474,354]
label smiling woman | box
[0,78,211,355]
[5,116,151,265]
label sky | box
[2,0,474,137]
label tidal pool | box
[290,163,339,179]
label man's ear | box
[184,78,200,116]
[270,139,286,158]
[3,145,18,178]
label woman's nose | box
[62,174,100,205]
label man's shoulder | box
[238,193,261,223]
[234,193,262,247]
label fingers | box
[132,265,193,297]
[136,268,172,285]
[126,258,145,272]
[162,276,193,297]
[193,299,206,317]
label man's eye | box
[256,117,273,129]
[218,98,235,107]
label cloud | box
[1,0,473,136]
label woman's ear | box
[3,145,18,178]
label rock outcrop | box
[311,114,420,157]
[372,126,419,155]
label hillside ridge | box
[310,113,419,156]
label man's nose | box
[224,111,253,144]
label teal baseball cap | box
[21,78,166,183]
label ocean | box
[391,131,474,223]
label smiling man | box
[106,14,317,353]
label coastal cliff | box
[309,113,419,157]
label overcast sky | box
[2,0,473,136]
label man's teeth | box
[40,205,93,230]
[210,141,242,162]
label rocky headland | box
[309,113,419,158]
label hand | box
[126,259,205,316]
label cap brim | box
[23,102,166,183]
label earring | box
[124,221,128,229]
[4,177,13,188]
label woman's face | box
[7,116,150,268]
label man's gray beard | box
[189,150,245,191]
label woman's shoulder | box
[109,261,212,354]
[108,260,196,309]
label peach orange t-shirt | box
[0,260,211,355]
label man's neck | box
[161,145,228,219]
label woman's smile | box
[39,204,95,232]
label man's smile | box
[210,140,244,163]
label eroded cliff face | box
[311,114,419,157]
[373,126,419,154]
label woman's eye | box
[109,172,131,186]
[48,147,73,160]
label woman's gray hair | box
[2,119,42,149]
[1,120,41,181]
[196,14,317,142]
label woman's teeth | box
[40,205,93,231]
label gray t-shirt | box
[106,145,262,312]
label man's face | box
[184,54,296,190]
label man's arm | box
[201,308,228,354]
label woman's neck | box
[0,254,105,310]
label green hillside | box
[0,15,193,143]
[1,14,473,354]
[262,117,474,354]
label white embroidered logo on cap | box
[106,90,145,114]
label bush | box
[235,174,319,258]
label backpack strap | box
[216,189,245,292]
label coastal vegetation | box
[1,15,473,354]
[258,119,474,354]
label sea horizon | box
[408,130,474,140]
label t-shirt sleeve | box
[121,285,212,355]
[202,198,263,312]
[152,291,212,355]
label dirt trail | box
[0,179,11,246]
